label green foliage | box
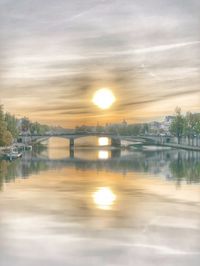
[194,118,200,135]
[184,112,196,137]
[170,107,185,142]
[96,124,104,133]
[0,105,51,146]
[19,117,50,135]
[21,117,31,132]
[30,122,50,135]
[170,107,200,145]
[0,105,13,146]
[5,112,19,138]
[75,122,148,136]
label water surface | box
[0,138,200,266]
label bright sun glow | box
[93,187,116,210]
[92,88,115,109]
[98,137,109,146]
[98,150,109,160]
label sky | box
[0,0,200,127]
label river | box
[0,137,200,266]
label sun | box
[92,88,115,109]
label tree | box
[30,122,50,135]
[183,112,199,145]
[3,130,13,145]
[96,123,104,133]
[5,112,19,138]
[194,116,200,135]
[21,117,31,132]
[0,105,13,146]
[170,107,185,144]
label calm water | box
[0,137,200,266]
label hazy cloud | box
[0,0,200,126]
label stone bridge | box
[18,132,170,149]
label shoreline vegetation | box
[0,104,67,151]
[1,105,200,152]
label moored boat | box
[5,148,22,160]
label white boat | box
[5,148,22,160]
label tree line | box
[0,106,13,146]
[0,105,51,147]
[170,107,200,144]
[75,121,149,136]
[1,104,199,147]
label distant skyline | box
[0,0,200,127]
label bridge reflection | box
[68,148,121,160]
[1,149,200,189]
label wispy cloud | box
[133,41,200,54]
[0,0,200,126]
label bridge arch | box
[69,135,121,149]
[20,133,122,148]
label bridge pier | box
[70,148,74,158]
[111,149,121,158]
[69,138,75,150]
[111,138,121,147]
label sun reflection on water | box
[98,150,109,160]
[93,187,116,210]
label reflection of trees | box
[0,158,50,189]
[0,160,24,187]
[170,151,200,184]
[72,150,200,184]
[80,151,173,176]
[1,150,200,188]
[0,160,9,189]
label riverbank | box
[161,142,200,151]
[0,143,32,156]
[129,142,200,152]
[0,146,11,155]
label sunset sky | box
[0,0,200,127]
